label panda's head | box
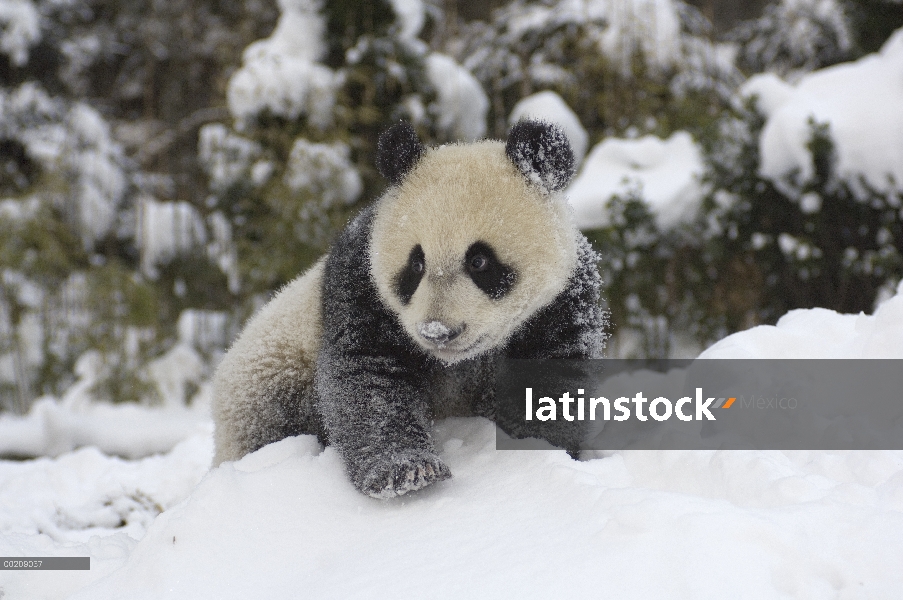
[369,120,579,364]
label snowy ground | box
[0,432,212,599]
[2,286,902,599]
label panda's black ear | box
[505,119,575,193]
[376,121,425,186]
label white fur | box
[369,141,579,363]
[212,259,325,465]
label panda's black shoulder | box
[320,204,376,309]
[320,205,431,365]
[504,236,606,359]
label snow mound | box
[425,53,488,141]
[8,265,903,600]
[0,432,211,600]
[567,131,704,230]
[745,28,903,198]
[70,418,903,599]
[5,293,903,598]
[510,91,589,167]
[227,0,336,128]
[700,280,903,359]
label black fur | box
[314,207,606,497]
[505,120,576,192]
[376,122,425,186]
[505,238,606,360]
[465,241,517,299]
[394,245,425,305]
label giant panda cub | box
[212,120,607,498]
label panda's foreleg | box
[315,351,451,498]
[317,204,450,498]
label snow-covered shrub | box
[568,131,704,230]
[198,125,263,193]
[454,0,741,139]
[582,191,699,357]
[283,139,361,206]
[227,0,338,130]
[0,84,143,408]
[576,25,903,357]
[0,107,232,410]
[424,52,488,141]
[729,0,854,77]
[586,93,902,358]
[745,29,903,201]
[0,84,126,246]
[137,198,208,278]
[708,31,903,322]
[705,103,901,321]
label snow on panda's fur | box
[212,120,607,498]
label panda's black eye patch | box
[394,245,425,305]
[465,242,516,299]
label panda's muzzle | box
[417,320,465,347]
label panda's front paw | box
[359,450,451,499]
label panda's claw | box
[361,451,451,499]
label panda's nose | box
[418,320,463,345]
